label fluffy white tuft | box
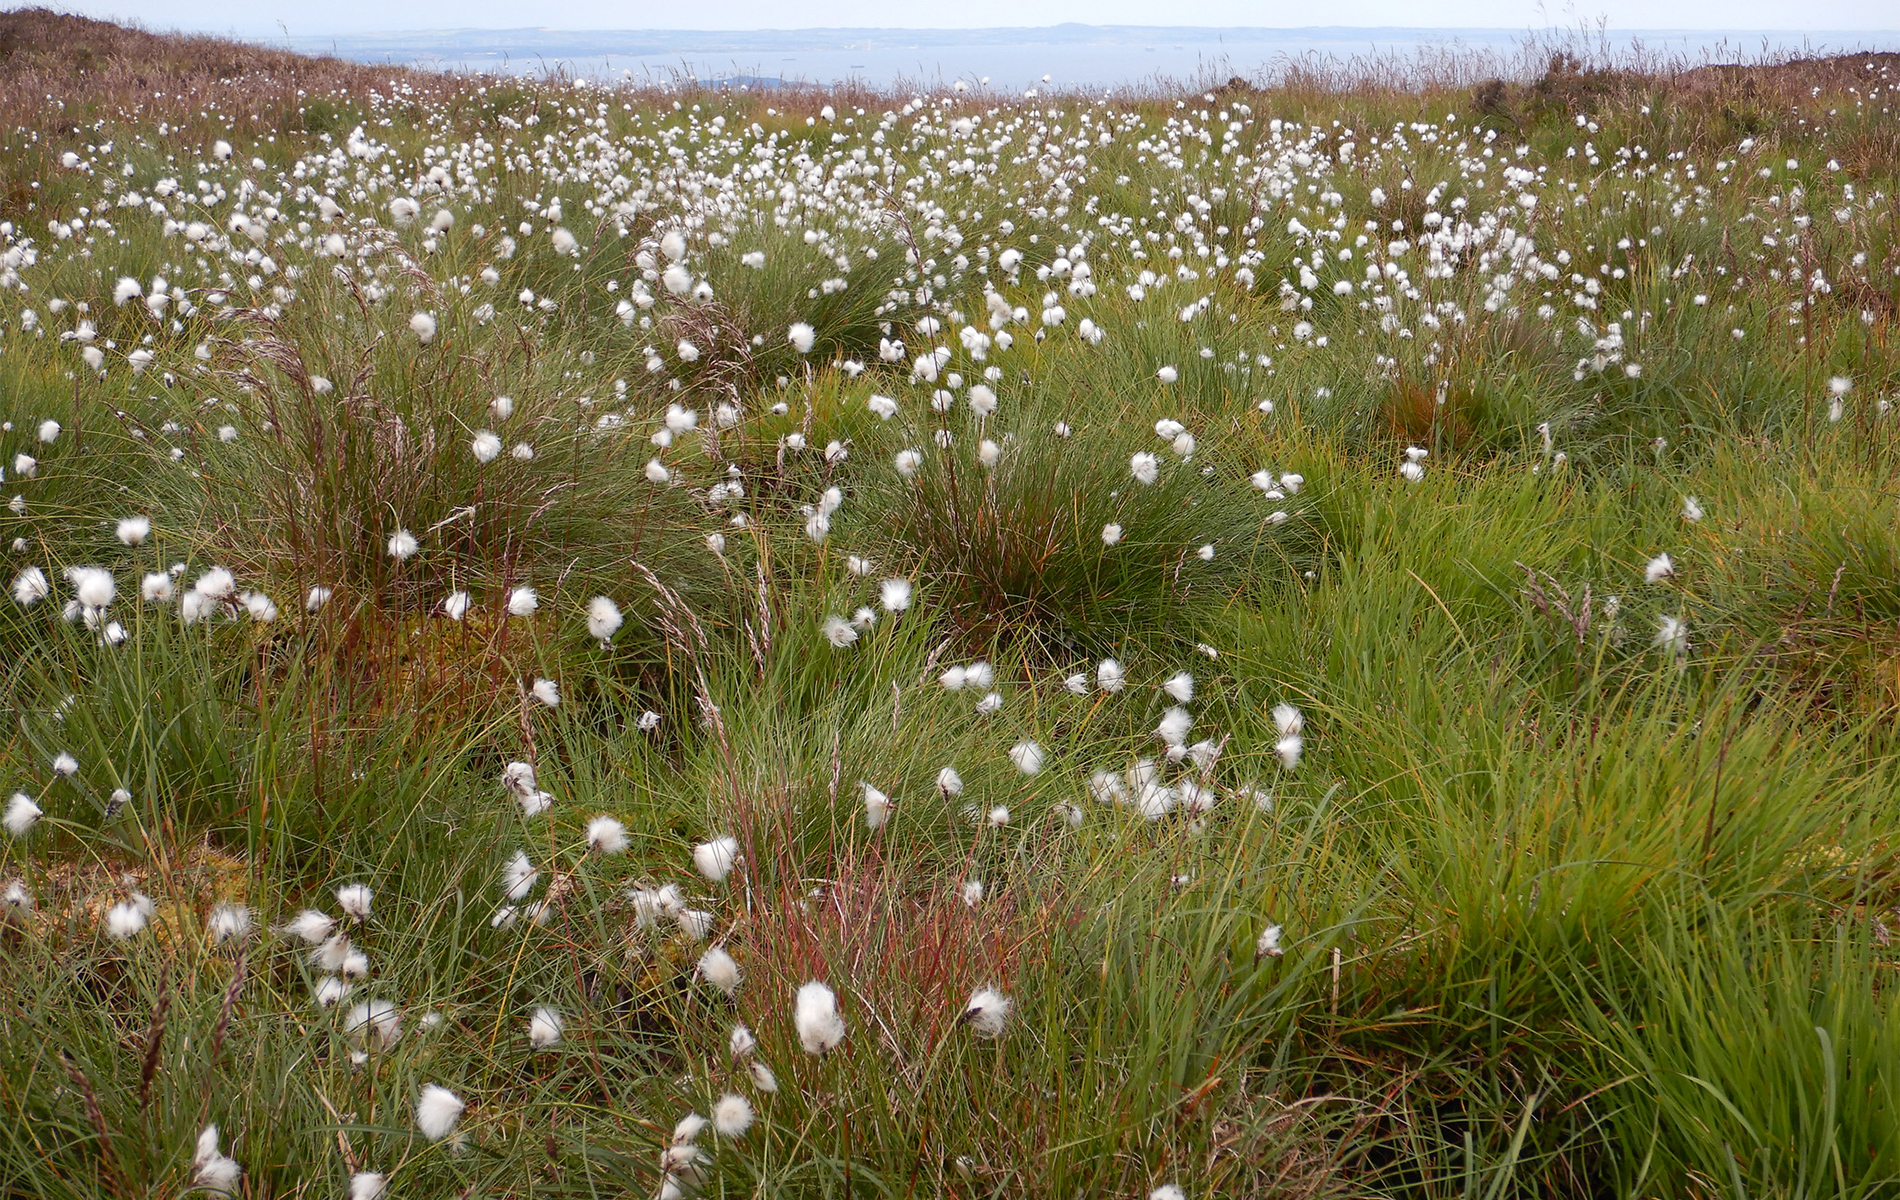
[961,987,1013,1038]
[693,835,740,883]
[698,946,742,996]
[586,816,629,855]
[415,1084,465,1141]
[529,1005,563,1048]
[794,980,846,1054]
[586,596,624,642]
[712,1092,754,1138]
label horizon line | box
[263,22,1900,35]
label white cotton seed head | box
[1097,659,1125,692]
[507,587,539,617]
[1,880,34,920]
[1275,735,1303,771]
[238,590,275,623]
[116,515,151,546]
[529,1006,563,1048]
[191,1124,241,1196]
[503,849,539,900]
[961,987,1012,1038]
[712,1093,754,1138]
[587,596,623,641]
[879,578,913,612]
[386,530,418,561]
[350,1173,387,1200]
[1272,704,1304,736]
[671,1112,708,1145]
[823,615,859,648]
[313,976,349,1007]
[1163,672,1194,703]
[1008,741,1045,776]
[70,566,115,609]
[415,1084,465,1141]
[1656,615,1690,657]
[14,566,50,606]
[344,999,402,1049]
[587,816,629,855]
[794,980,846,1054]
[5,793,41,837]
[1157,707,1192,747]
[471,430,502,462]
[937,766,964,798]
[193,567,235,600]
[335,884,372,922]
[312,933,352,972]
[105,899,149,938]
[1257,924,1285,958]
[1645,554,1675,584]
[749,1060,779,1092]
[729,1023,757,1056]
[283,909,335,943]
[693,836,740,883]
[789,322,816,353]
[862,782,893,830]
[660,1151,699,1187]
[532,678,560,707]
[207,904,251,942]
[698,946,741,995]
[501,761,537,797]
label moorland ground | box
[2,9,1900,1198]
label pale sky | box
[41,0,1900,36]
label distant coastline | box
[256,24,1900,88]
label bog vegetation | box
[2,9,1899,1198]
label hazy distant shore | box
[260,23,1900,88]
